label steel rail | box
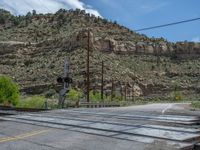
[1,116,194,150]
[48,110,200,124]
[4,115,200,143]
[24,113,200,134]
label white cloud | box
[192,37,200,42]
[140,2,169,14]
[0,0,102,17]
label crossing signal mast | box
[57,61,73,108]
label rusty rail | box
[0,106,48,112]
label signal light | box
[64,77,73,83]
[57,77,73,84]
[57,77,63,83]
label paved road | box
[0,121,148,150]
[0,103,199,150]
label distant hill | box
[0,8,199,100]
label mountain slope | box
[0,9,199,99]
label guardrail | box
[78,102,120,108]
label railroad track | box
[0,106,48,112]
[44,109,200,125]
[1,111,200,150]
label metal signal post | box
[86,30,90,102]
[57,61,72,108]
[101,61,104,101]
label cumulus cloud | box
[0,0,102,17]
[192,37,200,42]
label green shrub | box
[17,96,45,109]
[0,17,5,24]
[0,75,20,106]
[113,94,124,101]
[89,91,106,102]
[67,88,83,102]
[191,101,200,109]
[171,84,182,101]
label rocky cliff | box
[0,9,199,99]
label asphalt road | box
[0,103,199,150]
[0,121,148,150]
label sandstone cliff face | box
[73,30,200,59]
[174,42,200,58]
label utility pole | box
[120,82,123,101]
[131,84,133,101]
[132,83,135,101]
[64,61,68,89]
[111,79,114,101]
[101,61,104,101]
[133,63,135,101]
[124,83,127,101]
[156,44,161,69]
[86,29,90,102]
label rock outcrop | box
[73,30,200,58]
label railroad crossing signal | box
[57,61,72,108]
[57,77,73,84]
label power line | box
[135,17,200,32]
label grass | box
[16,95,59,109]
[191,101,200,109]
[13,90,200,109]
[17,96,46,109]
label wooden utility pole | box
[124,83,127,101]
[156,44,161,68]
[111,79,114,101]
[120,82,123,101]
[86,30,90,102]
[133,62,136,101]
[101,61,104,101]
[132,83,135,101]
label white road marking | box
[162,104,173,114]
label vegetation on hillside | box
[0,8,199,104]
[0,75,20,106]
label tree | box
[0,76,20,106]
[11,16,20,26]
[25,11,32,25]
[26,11,32,17]
[0,16,5,24]
[32,10,37,16]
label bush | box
[0,17,5,24]
[191,101,200,109]
[171,84,182,101]
[0,75,20,106]
[67,88,83,102]
[89,91,106,102]
[17,96,45,108]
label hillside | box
[0,8,199,100]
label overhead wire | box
[135,17,200,31]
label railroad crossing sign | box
[57,61,72,108]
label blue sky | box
[82,0,200,42]
[0,0,199,42]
